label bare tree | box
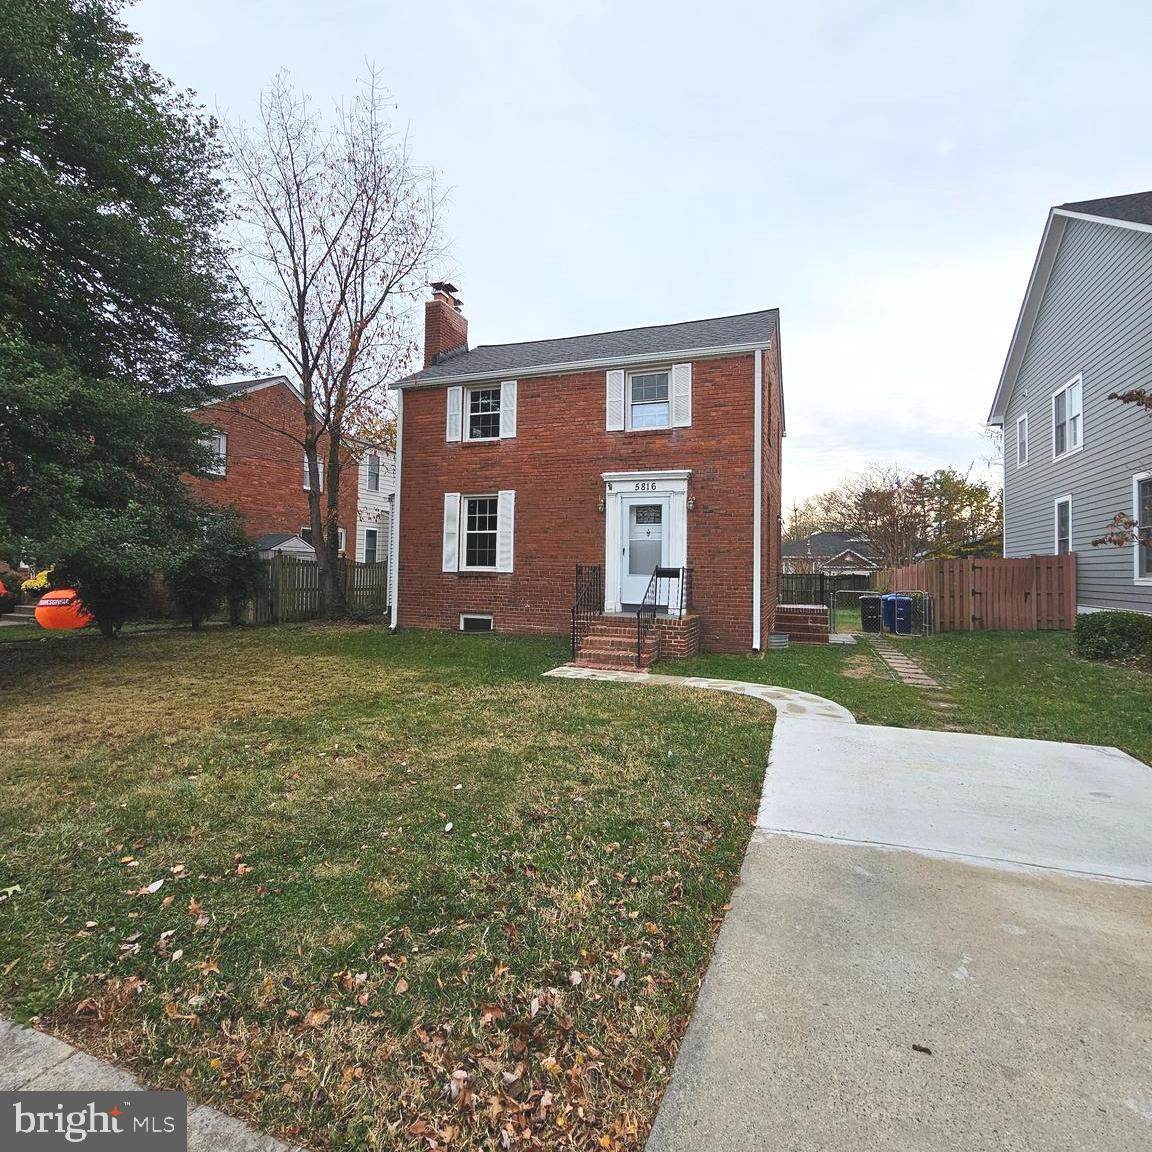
[225,71,442,615]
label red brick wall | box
[424,294,469,368]
[185,383,358,554]
[396,352,784,652]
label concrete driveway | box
[647,718,1152,1152]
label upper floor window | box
[1052,376,1083,458]
[205,431,227,476]
[1015,414,1028,468]
[629,371,670,430]
[467,386,501,440]
[304,453,323,491]
[367,453,381,492]
[1054,495,1072,555]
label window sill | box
[1134,577,1152,586]
[1052,445,1083,462]
[617,425,685,436]
[457,567,503,576]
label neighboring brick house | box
[186,376,393,563]
[389,285,784,657]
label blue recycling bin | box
[881,593,913,635]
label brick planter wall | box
[654,613,702,659]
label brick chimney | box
[424,282,468,368]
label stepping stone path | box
[871,637,945,691]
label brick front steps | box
[774,604,830,645]
[573,612,702,670]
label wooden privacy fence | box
[875,554,1077,632]
[248,555,389,624]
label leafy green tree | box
[0,0,244,563]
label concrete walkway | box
[0,1019,298,1151]
[545,664,1152,1150]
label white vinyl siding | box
[443,491,515,572]
[446,386,463,442]
[1054,495,1072,555]
[1052,375,1083,459]
[605,369,625,431]
[1015,414,1028,468]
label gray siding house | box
[989,191,1152,614]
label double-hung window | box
[304,453,323,491]
[1136,473,1152,581]
[467,386,501,440]
[463,495,499,568]
[1052,376,1083,458]
[1015,414,1028,468]
[1054,495,1072,555]
[629,371,670,430]
[367,453,381,492]
[205,431,227,476]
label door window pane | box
[364,528,378,564]
[1055,499,1071,555]
[628,504,663,575]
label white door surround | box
[602,469,690,614]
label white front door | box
[620,496,669,605]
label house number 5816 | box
[633,481,657,491]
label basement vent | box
[459,614,494,633]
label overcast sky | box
[127,0,1151,507]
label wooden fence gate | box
[875,554,1077,631]
[248,555,389,624]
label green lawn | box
[0,626,768,1152]
[662,630,1152,765]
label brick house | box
[389,285,785,659]
[186,376,393,563]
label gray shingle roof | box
[1059,191,1152,227]
[401,308,779,386]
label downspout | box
[752,348,763,650]
[388,388,404,631]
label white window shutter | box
[671,363,692,427]
[496,490,515,572]
[442,493,460,572]
[446,386,463,442]
[606,370,625,431]
[500,380,517,438]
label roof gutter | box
[388,388,404,631]
[752,347,764,651]
[393,340,775,389]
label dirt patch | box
[841,654,882,681]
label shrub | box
[165,508,262,628]
[1074,610,1152,663]
[0,570,18,615]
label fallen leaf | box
[301,1008,331,1029]
[394,978,409,995]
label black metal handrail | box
[571,564,603,657]
[635,566,693,666]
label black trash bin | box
[859,595,882,634]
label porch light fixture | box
[687,495,695,511]
[597,495,605,513]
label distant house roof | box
[255,532,313,553]
[989,190,1152,424]
[397,308,780,387]
[1058,191,1152,227]
[781,531,874,560]
[207,375,305,404]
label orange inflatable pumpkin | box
[35,589,92,630]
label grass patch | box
[0,626,768,1151]
[663,631,1152,764]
